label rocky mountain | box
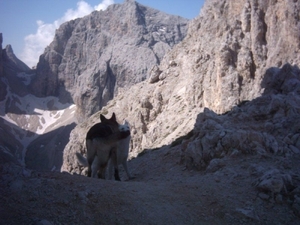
[0,1,189,172]
[62,0,300,173]
[29,0,189,122]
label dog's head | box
[119,120,130,133]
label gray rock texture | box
[3,44,30,73]
[183,64,300,170]
[62,0,300,174]
[163,0,300,114]
[29,0,189,121]
[0,35,32,100]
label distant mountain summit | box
[3,44,30,73]
[29,0,189,121]
[0,34,32,99]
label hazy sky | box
[0,0,205,68]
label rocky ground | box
[1,144,300,225]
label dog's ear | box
[124,120,129,126]
[110,112,116,122]
[100,114,107,122]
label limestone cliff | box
[62,0,300,174]
[29,0,189,122]
[168,0,300,114]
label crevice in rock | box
[101,60,116,107]
[249,50,256,79]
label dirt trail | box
[1,145,299,225]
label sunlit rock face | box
[29,1,189,122]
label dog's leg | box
[122,161,133,180]
[97,163,108,179]
[110,147,121,181]
[87,156,94,177]
[92,156,99,178]
[86,139,96,177]
[96,151,108,179]
[114,168,120,181]
[95,143,112,180]
[107,159,114,180]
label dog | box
[78,113,130,180]
[76,121,134,180]
[107,120,133,180]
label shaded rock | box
[292,195,300,217]
[255,169,289,194]
[235,207,259,221]
[206,158,226,173]
[3,45,30,72]
[0,36,33,98]
[36,220,53,225]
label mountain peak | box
[5,44,14,55]
[29,1,189,121]
[0,33,3,47]
[4,44,30,72]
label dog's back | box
[86,114,119,140]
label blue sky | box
[0,0,205,67]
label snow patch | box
[0,87,77,164]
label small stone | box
[258,192,270,200]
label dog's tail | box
[76,152,88,167]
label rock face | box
[3,44,30,73]
[166,0,300,114]
[29,0,189,121]
[62,0,300,174]
[0,34,32,101]
[183,63,300,170]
